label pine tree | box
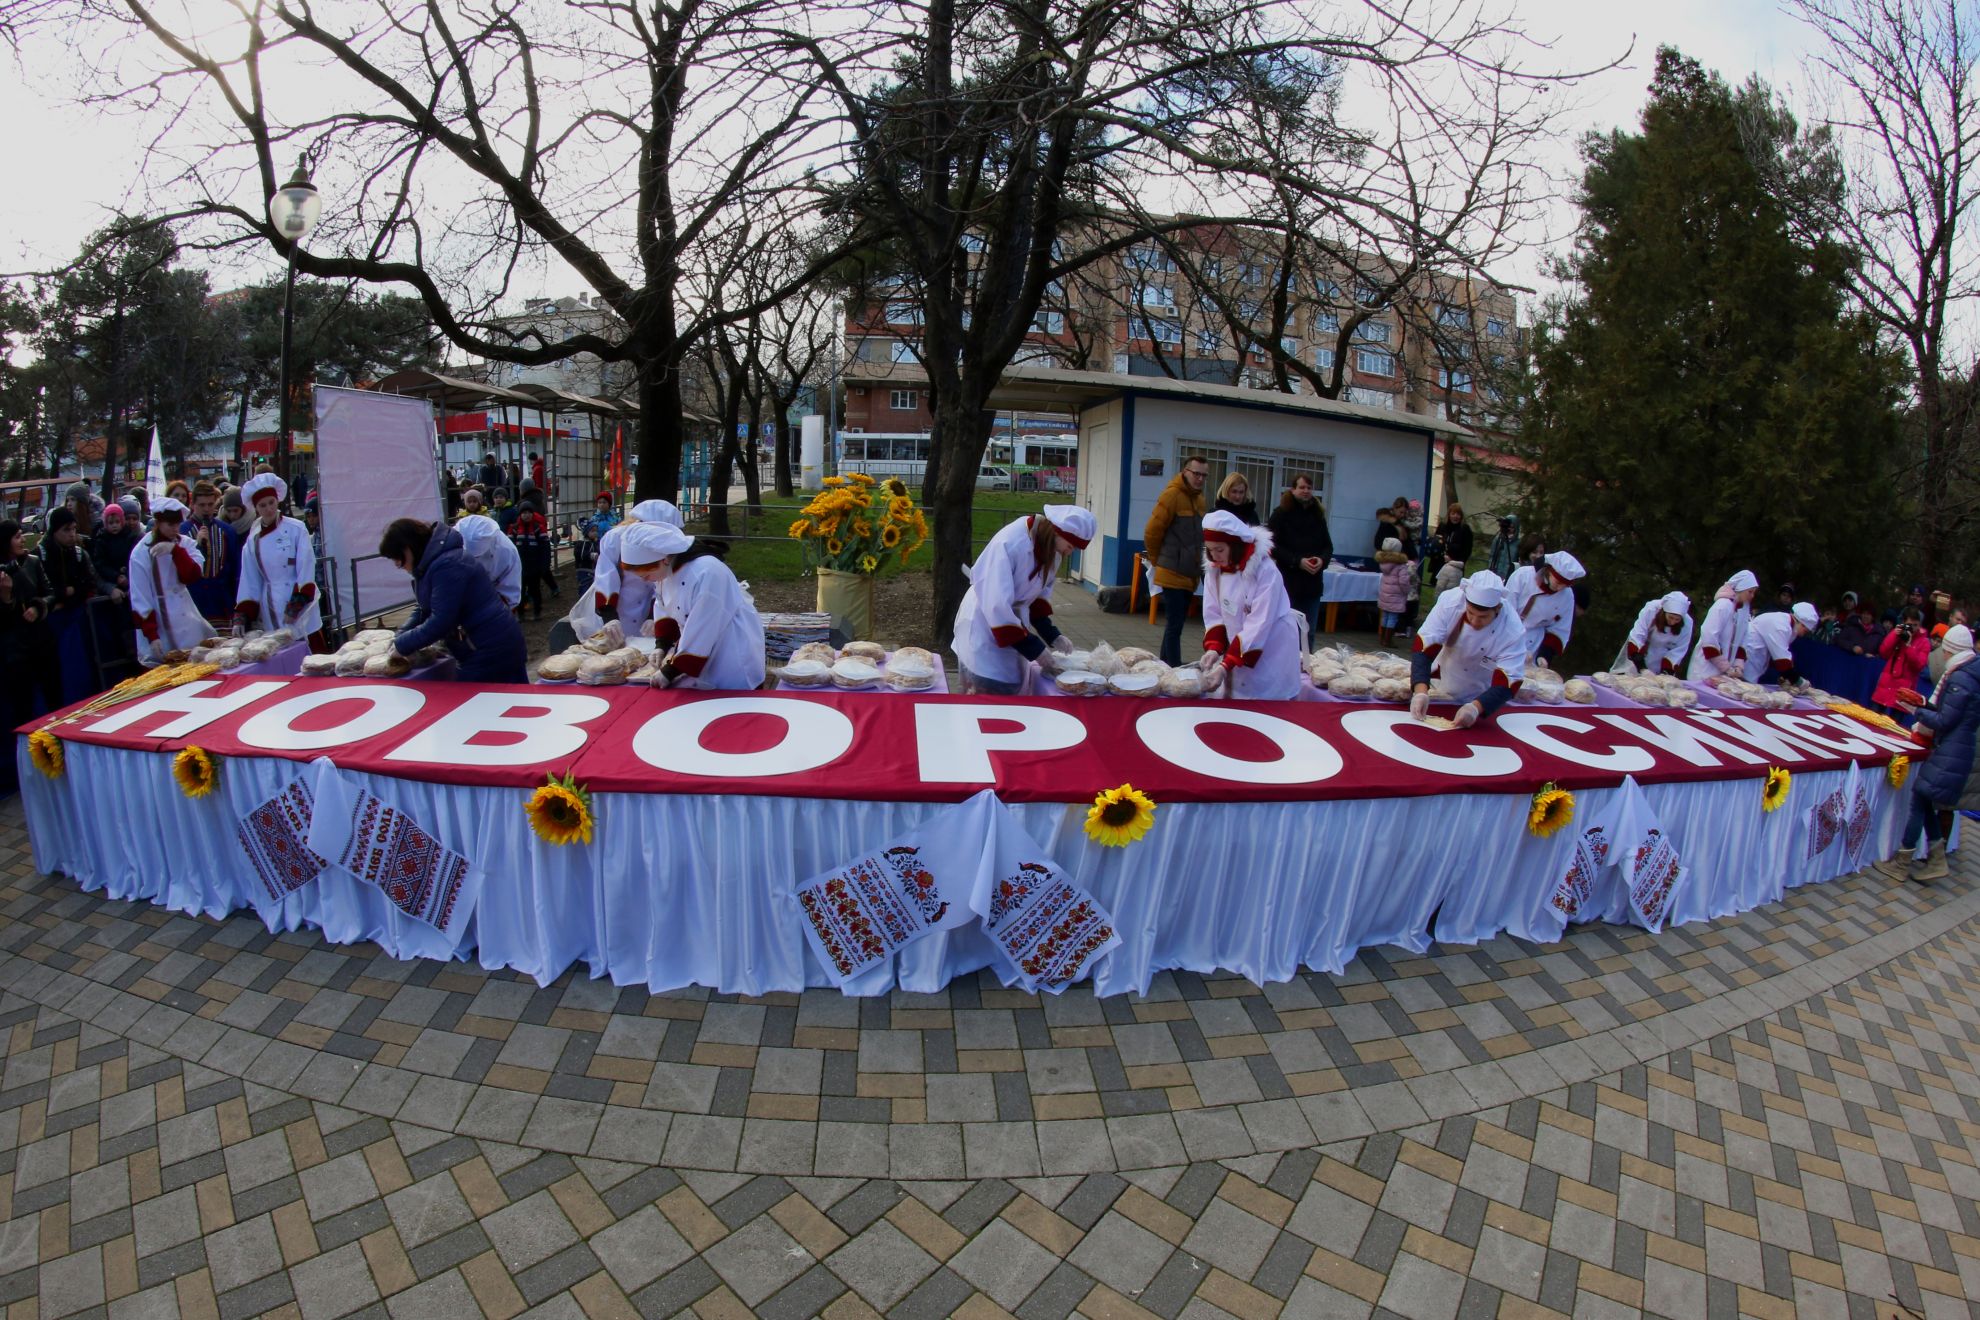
[1508,49,1907,665]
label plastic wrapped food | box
[628,663,662,685]
[1158,668,1206,698]
[1562,679,1597,704]
[830,658,882,689]
[1370,677,1411,702]
[240,638,279,663]
[776,660,832,688]
[884,662,936,692]
[363,652,412,678]
[538,653,585,681]
[300,654,340,677]
[1668,687,1699,707]
[1129,658,1170,676]
[583,621,626,654]
[1524,682,1564,704]
[334,650,370,676]
[604,646,646,671]
[266,628,295,647]
[354,629,395,645]
[840,641,886,662]
[1376,657,1412,681]
[1328,674,1374,698]
[1107,673,1160,697]
[414,646,450,667]
[1115,647,1156,667]
[188,645,214,665]
[889,646,935,668]
[577,656,628,686]
[1590,670,1620,688]
[1053,670,1106,696]
[790,642,839,666]
[1085,642,1126,677]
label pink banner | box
[27,676,1922,806]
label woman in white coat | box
[233,474,325,647]
[619,522,764,690]
[1198,510,1302,700]
[127,498,215,665]
[1408,570,1530,728]
[1685,569,1759,680]
[1616,591,1693,675]
[1504,550,1585,665]
[454,513,523,612]
[951,505,1094,694]
[592,499,683,631]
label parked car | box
[976,464,1012,490]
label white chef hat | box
[1042,505,1096,548]
[628,499,684,528]
[241,473,287,506]
[1461,570,1506,608]
[454,512,500,550]
[151,497,188,519]
[1660,591,1690,617]
[1725,569,1759,593]
[1201,509,1260,547]
[1791,602,1818,631]
[1543,551,1585,581]
[619,521,693,567]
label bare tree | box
[7,0,854,501]
[1783,0,1980,577]
[789,0,1584,646]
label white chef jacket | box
[952,517,1060,687]
[1414,584,1530,704]
[1741,611,1799,681]
[593,524,656,630]
[660,555,765,690]
[1686,596,1750,680]
[455,514,523,611]
[127,533,216,664]
[237,515,322,637]
[1505,564,1574,662]
[1618,599,1694,675]
[1202,544,1302,700]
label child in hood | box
[1375,537,1416,647]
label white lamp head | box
[267,156,322,242]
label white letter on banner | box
[1769,714,1877,756]
[384,692,610,767]
[632,698,854,778]
[1692,711,1815,763]
[237,687,427,752]
[1811,712,1918,755]
[1337,709,1522,777]
[1498,713,1655,774]
[88,680,289,736]
[1135,707,1343,785]
[915,703,1087,784]
[1603,712,1763,766]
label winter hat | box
[1382,537,1402,553]
[222,486,245,511]
[619,521,693,567]
[64,481,90,503]
[47,508,77,535]
[117,496,142,521]
[628,499,685,528]
[1461,570,1507,608]
[1790,602,1818,631]
[1042,505,1096,548]
[1543,550,1585,581]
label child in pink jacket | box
[1375,537,1415,647]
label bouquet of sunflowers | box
[788,473,929,575]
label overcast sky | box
[0,2,1822,312]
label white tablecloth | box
[1323,566,1382,603]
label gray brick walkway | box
[3,793,1979,1318]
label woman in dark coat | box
[1877,624,1979,884]
[1268,474,1333,647]
[1,519,66,728]
[1437,504,1473,571]
[381,518,528,683]
[1212,473,1260,526]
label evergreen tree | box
[1508,49,1907,667]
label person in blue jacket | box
[380,518,528,684]
[1877,624,1979,884]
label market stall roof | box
[373,369,536,410]
[509,382,630,416]
[977,365,1475,440]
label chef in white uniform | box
[1686,569,1759,679]
[592,499,683,631]
[128,497,215,665]
[1408,570,1529,728]
[618,521,764,690]
[1743,601,1817,684]
[951,505,1094,694]
[1616,591,1693,675]
[1197,510,1302,700]
[233,474,324,645]
[454,512,524,612]
[1505,550,1585,666]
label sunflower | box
[1762,766,1791,813]
[881,525,902,548]
[172,746,219,800]
[1085,784,1157,847]
[889,496,914,517]
[883,477,908,498]
[849,472,876,485]
[852,519,873,538]
[526,773,593,846]
[860,554,879,573]
[826,537,845,556]
[822,475,846,487]
[788,518,812,539]
[1527,782,1574,837]
[28,729,63,780]
[1887,756,1910,789]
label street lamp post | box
[267,157,323,491]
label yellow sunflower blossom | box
[826,537,845,556]
[888,496,914,517]
[1085,784,1157,847]
[526,773,594,846]
[822,476,846,487]
[173,746,219,800]
[860,554,879,572]
[883,477,909,498]
[881,525,902,548]
[1762,766,1791,813]
[851,493,872,508]
[788,518,812,539]
[1887,756,1910,789]
[818,517,841,538]
[1526,783,1573,837]
[28,729,63,779]
[852,519,873,538]
[848,472,876,485]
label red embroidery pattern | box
[1550,826,1611,921]
[237,778,326,903]
[796,846,950,981]
[1627,827,1684,930]
[332,792,471,932]
[986,861,1118,990]
[1844,786,1872,861]
[1806,787,1847,860]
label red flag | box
[606,424,627,494]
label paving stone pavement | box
[4,792,1980,1318]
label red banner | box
[27,678,1919,805]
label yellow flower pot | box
[816,566,877,641]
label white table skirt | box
[17,737,1910,997]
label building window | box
[884,300,922,326]
[1280,336,1299,357]
[1130,245,1177,273]
[1031,309,1064,335]
[1196,328,1222,355]
[1313,309,1340,334]
[889,390,919,411]
[960,232,986,253]
[1315,277,1342,300]
[1344,386,1397,409]
[1355,280,1383,305]
[1439,368,1473,393]
[1314,346,1336,371]
[1138,282,1176,309]
[1239,262,1266,285]
[1133,315,1183,345]
[890,340,919,364]
[1202,258,1223,283]
[1486,316,1510,337]
[1354,320,1392,344]
[1355,348,1395,376]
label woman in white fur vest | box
[1197,510,1302,701]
